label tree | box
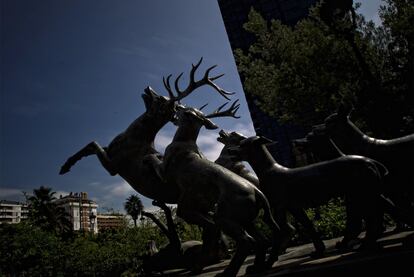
[124,194,144,227]
[236,0,413,137]
[26,186,72,234]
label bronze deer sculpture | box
[219,130,326,256]
[323,106,414,223]
[59,58,233,204]
[228,135,388,251]
[159,104,282,276]
[294,125,414,230]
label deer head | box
[227,136,274,161]
[217,130,247,145]
[142,86,175,117]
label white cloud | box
[197,131,224,161]
[154,130,174,154]
[0,187,25,198]
[105,180,135,197]
[88,179,153,213]
[233,121,256,137]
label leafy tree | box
[124,194,144,227]
[26,186,72,234]
[236,0,413,137]
[0,222,65,276]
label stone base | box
[165,229,414,276]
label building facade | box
[218,0,317,166]
[0,200,28,224]
[55,192,98,233]
[97,214,126,231]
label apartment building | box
[55,192,98,233]
[0,200,28,224]
[97,214,126,231]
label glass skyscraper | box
[218,0,317,166]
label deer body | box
[219,131,325,255]
[232,136,386,249]
[324,111,414,218]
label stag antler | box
[163,57,235,102]
[206,100,241,119]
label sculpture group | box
[60,59,413,276]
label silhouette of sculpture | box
[294,123,414,230]
[219,131,325,256]
[323,105,414,224]
[216,130,304,257]
[228,135,387,251]
[158,104,282,276]
[59,58,233,205]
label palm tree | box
[26,186,71,234]
[124,194,144,227]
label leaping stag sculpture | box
[158,103,282,276]
[59,58,234,205]
[227,135,388,251]
[323,105,414,223]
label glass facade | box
[218,0,317,166]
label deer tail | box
[255,188,280,232]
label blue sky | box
[1,0,383,213]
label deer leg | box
[215,219,254,277]
[245,224,268,274]
[177,196,216,273]
[152,200,181,250]
[60,141,117,175]
[337,196,363,250]
[273,205,295,254]
[359,194,383,251]
[290,207,325,257]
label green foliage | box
[236,0,414,137]
[0,222,65,276]
[289,198,347,245]
[0,205,204,276]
